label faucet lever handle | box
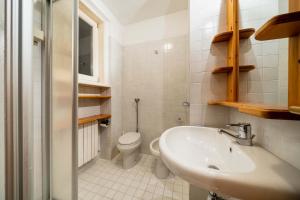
[226,123,252,139]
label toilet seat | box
[119,132,141,145]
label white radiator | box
[78,121,99,167]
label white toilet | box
[117,132,142,169]
[150,137,170,178]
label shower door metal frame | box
[42,0,51,199]
[5,0,38,198]
[5,0,22,199]
[3,0,78,198]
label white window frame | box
[78,10,99,83]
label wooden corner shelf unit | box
[210,0,255,101]
[210,0,256,102]
[208,0,300,120]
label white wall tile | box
[262,80,278,93]
[230,110,300,170]
[190,83,203,104]
[262,41,279,55]
[262,67,278,81]
[109,38,123,157]
[123,35,188,153]
[262,54,279,68]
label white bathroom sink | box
[159,126,300,200]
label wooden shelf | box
[212,28,255,43]
[255,11,300,41]
[79,82,110,89]
[78,94,111,100]
[78,114,111,125]
[208,101,300,120]
[212,65,255,74]
[289,106,300,115]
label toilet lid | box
[119,132,141,145]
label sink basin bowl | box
[160,126,255,174]
[159,126,300,200]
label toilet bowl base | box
[122,149,139,169]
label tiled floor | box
[78,154,189,200]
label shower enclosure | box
[1,0,78,199]
[0,0,5,198]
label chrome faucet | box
[218,123,255,146]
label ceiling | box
[100,0,188,25]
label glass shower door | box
[0,0,5,198]
[51,0,78,199]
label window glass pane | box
[79,18,93,76]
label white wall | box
[109,38,123,157]
[189,0,300,171]
[0,0,5,197]
[122,10,189,153]
[189,0,229,127]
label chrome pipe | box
[135,98,140,132]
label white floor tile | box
[78,154,189,200]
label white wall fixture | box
[149,137,170,179]
[160,126,300,199]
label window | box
[79,18,93,76]
[78,10,99,82]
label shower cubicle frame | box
[3,0,79,199]
[4,0,35,199]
